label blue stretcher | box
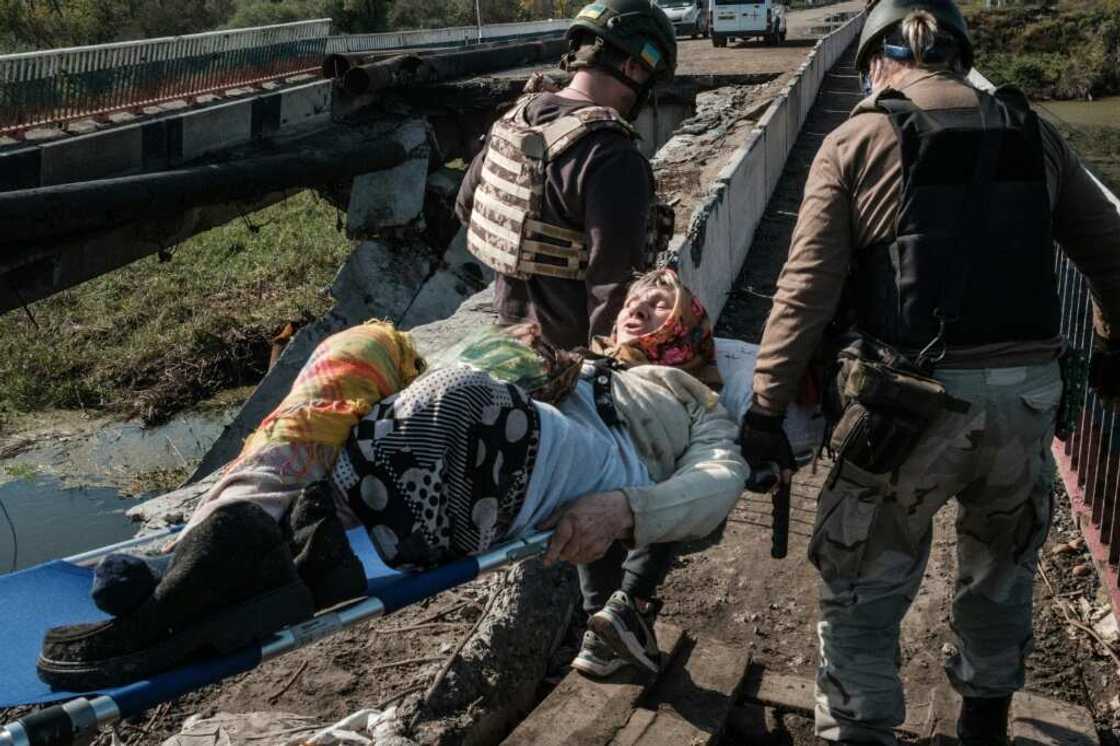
[0,526,552,746]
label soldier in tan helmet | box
[454,0,678,351]
[737,0,1120,744]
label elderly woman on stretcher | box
[37,269,753,690]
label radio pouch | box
[828,350,969,474]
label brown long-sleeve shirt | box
[752,68,1120,416]
[455,93,653,350]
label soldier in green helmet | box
[454,0,684,681]
[738,0,1120,743]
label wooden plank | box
[742,665,815,715]
[502,623,685,746]
[1012,691,1098,746]
[627,709,713,746]
[611,708,658,746]
[629,635,752,745]
[743,667,929,739]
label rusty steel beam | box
[0,138,408,258]
[339,37,569,96]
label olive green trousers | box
[812,362,1062,745]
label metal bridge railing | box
[1054,221,1120,613]
[967,65,1120,616]
[0,19,331,134]
[326,19,570,54]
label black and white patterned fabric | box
[330,365,540,569]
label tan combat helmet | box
[855,0,974,73]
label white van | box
[656,0,709,39]
[710,0,787,47]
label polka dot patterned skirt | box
[330,365,540,569]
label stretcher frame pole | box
[0,531,552,746]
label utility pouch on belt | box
[829,353,969,474]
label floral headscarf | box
[590,269,723,391]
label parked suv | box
[656,0,709,38]
[710,0,787,47]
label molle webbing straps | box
[849,87,1057,351]
[467,97,637,281]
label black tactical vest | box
[850,86,1059,352]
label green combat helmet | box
[563,0,678,84]
[855,0,974,74]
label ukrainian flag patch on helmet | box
[640,41,662,69]
[578,3,607,19]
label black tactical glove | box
[739,407,795,472]
[1089,335,1120,405]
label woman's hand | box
[538,491,634,566]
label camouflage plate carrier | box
[467,92,672,281]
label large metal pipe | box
[341,37,568,96]
[321,32,567,81]
[0,138,409,255]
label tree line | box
[0,0,581,53]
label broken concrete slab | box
[397,227,493,330]
[411,562,581,746]
[347,155,429,235]
[346,119,431,237]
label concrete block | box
[331,239,432,322]
[284,73,316,85]
[260,81,281,91]
[155,100,188,113]
[179,99,252,162]
[0,135,19,149]
[784,81,801,145]
[680,180,733,319]
[760,96,788,199]
[347,154,428,234]
[141,106,163,117]
[23,127,67,142]
[64,119,100,136]
[223,86,255,98]
[278,81,330,129]
[194,94,221,106]
[721,132,765,279]
[41,125,143,186]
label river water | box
[1035,96,1120,129]
[0,409,234,572]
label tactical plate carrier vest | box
[467,94,671,281]
[849,87,1059,352]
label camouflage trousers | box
[812,362,1062,745]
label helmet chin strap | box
[561,47,655,120]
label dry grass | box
[0,190,351,425]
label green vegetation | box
[966,0,1120,99]
[0,191,351,425]
[1044,117,1120,194]
[0,0,576,53]
[3,463,39,480]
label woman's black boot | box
[284,481,367,610]
[38,501,314,690]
